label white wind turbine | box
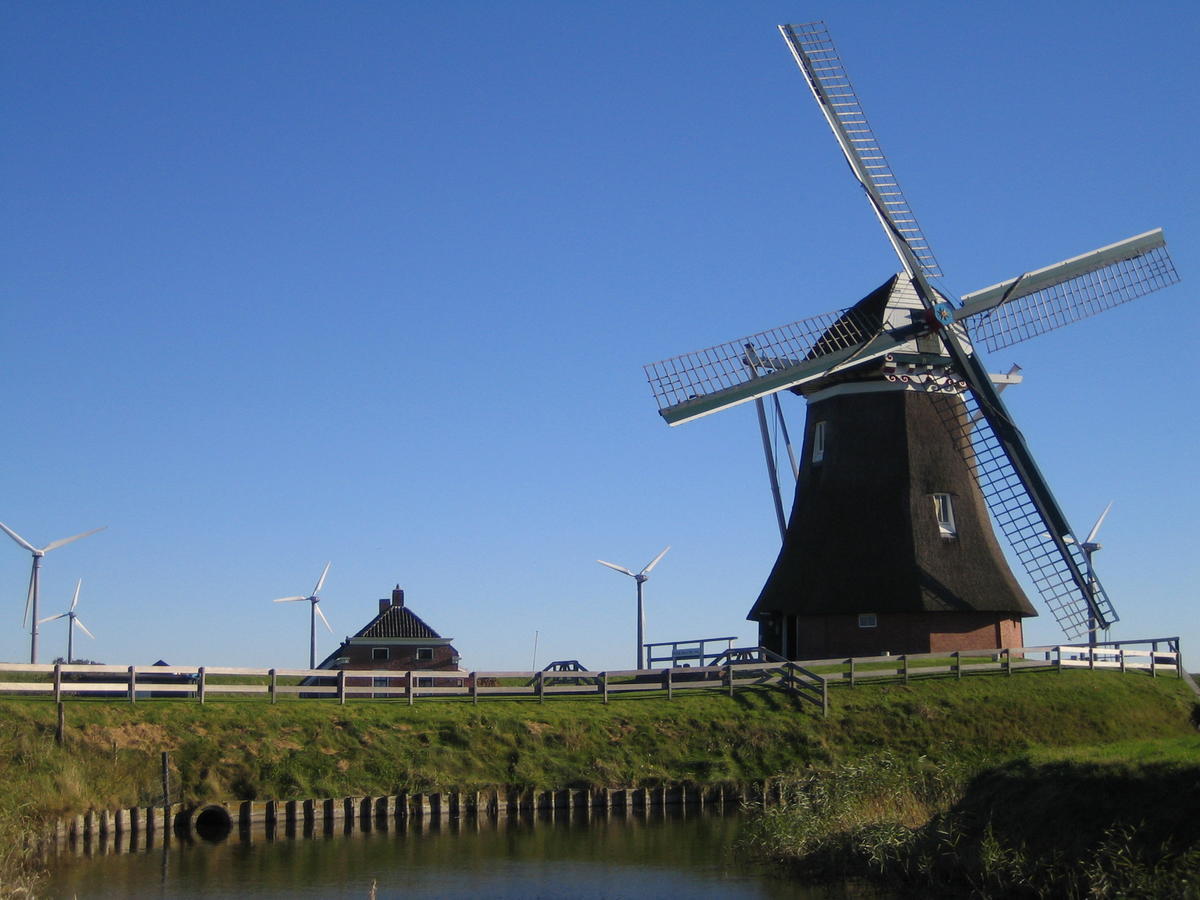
[597,546,670,670]
[1080,502,1114,648]
[39,579,95,664]
[0,521,106,664]
[274,562,333,669]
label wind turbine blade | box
[313,561,331,596]
[1085,502,1114,544]
[597,560,636,578]
[314,602,333,633]
[74,618,96,640]
[0,522,37,553]
[273,595,308,603]
[22,567,35,628]
[44,526,106,553]
[640,546,671,576]
[37,612,68,625]
[70,579,82,611]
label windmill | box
[643,23,1180,659]
[38,579,95,664]
[0,521,106,664]
[597,546,670,669]
[274,562,333,669]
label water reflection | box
[45,807,872,898]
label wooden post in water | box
[161,751,170,811]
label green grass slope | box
[1,670,1193,822]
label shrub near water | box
[741,745,1200,898]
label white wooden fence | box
[0,640,1182,711]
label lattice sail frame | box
[963,234,1179,352]
[780,21,942,278]
[644,304,882,420]
[932,389,1117,639]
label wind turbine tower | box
[597,547,670,669]
[274,562,334,669]
[0,521,105,664]
[38,579,95,664]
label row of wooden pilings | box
[47,781,784,852]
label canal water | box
[43,808,882,898]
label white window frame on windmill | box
[933,493,957,538]
[812,421,827,463]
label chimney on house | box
[380,586,406,612]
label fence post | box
[471,672,478,705]
[821,677,828,718]
[128,666,137,703]
[1088,646,1095,671]
[198,666,206,704]
[337,669,346,704]
[1119,649,1126,675]
[1057,646,1063,673]
[902,655,909,685]
[955,651,962,680]
[1176,640,1184,680]
[665,667,672,701]
[536,670,545,704]
[601,671,608,705]
[406,671,414,706]
[1151,649,1157,679]
[726,665,734,698]
[848,657,855,687]
[53,662,62,703]
[269,668,277,704]
[1004,648,1011,676]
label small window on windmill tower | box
[812,421,827,463]
[372,647,389,661]
[933,493,957,538]
[858,613,877,629]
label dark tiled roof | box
[354,605,443,640]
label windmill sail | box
[931,388,1117,638]
[779,22,941,278]
[960,229,1180,352]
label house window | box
[812,421,827,463]
[416,647,434,661]
[858,613,877,629]
[933,493,957,538]
[371,647,389,661]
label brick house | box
[314,586,463,690]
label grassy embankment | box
[0,669,1196,895]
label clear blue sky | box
[2,1,1197,671]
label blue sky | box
[2,1,1197,671]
